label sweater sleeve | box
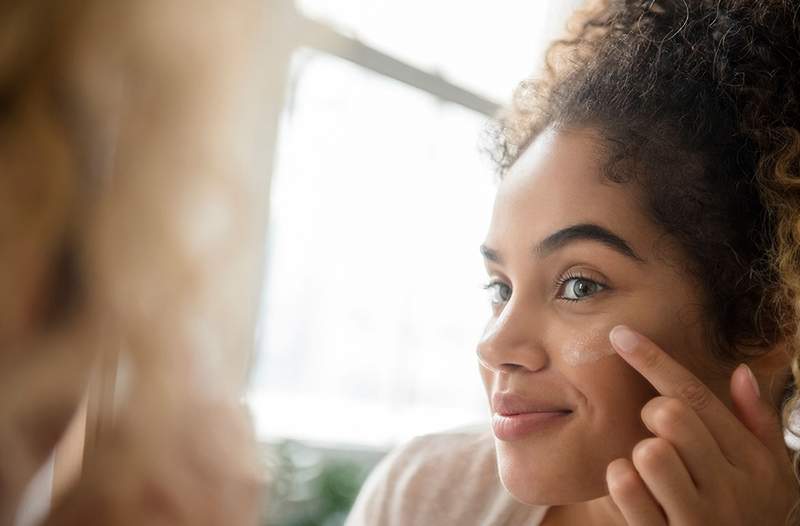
[343,435,427,526]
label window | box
[248,0,583,449]
[296,0,581,103]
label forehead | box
[488,127,655,252]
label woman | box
[345,1,800,524]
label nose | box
[476,297,548,374]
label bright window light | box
[294,0,581,103]
[246,49,497,448]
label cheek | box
[566,357,658,471]
[576,358,657,422]
[557,324,616,367]
[559,324,658,426]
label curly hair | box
[486,0,800,516]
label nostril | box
[476,351,519,375]
[494,363,526,375]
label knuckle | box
[606,462,641,498]
[632,438,672,470]
[645,397,687,431]
[677,379,714,411]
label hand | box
[605,325,798,526]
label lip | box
[491,391,573,441]
[491,411,572,441]
[492,391,573,415]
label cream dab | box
[560,326,617,367]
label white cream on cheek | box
[560,326,616,367]
[477,313,618,372]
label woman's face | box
[478,126,732,505]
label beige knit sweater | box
[345,426,550,525]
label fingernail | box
[741,363,760,399]
[609,325,639,353]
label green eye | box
[558,277,604,301]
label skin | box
[477,126,796,524]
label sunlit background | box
[247,1,582,523]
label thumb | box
[730,363,787,457]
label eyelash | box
[482,271,608,305]
[554,270,607,303]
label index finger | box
[608,324,758,464]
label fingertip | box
[730,363,785,453]
[732,363,760,401]
[609,325,640,354]
[607,456,632,473]
[606,457,635,490]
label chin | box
[494,439,609,506]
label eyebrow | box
[480,223,646,265]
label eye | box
[557,274,606,302]
[482,280,512,305]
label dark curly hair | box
[486,0,800,514]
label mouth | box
[491,391,573,441]
[491,411,572,441]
